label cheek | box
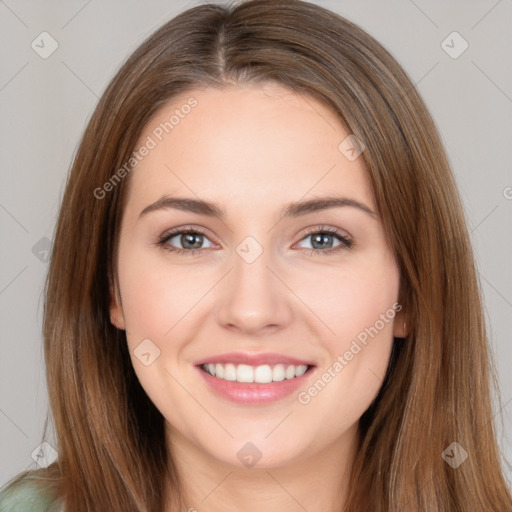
[117,251,195,414]
[299,255,399,411]
[337,270,399,342]
[118,249,196,341]
[334,281,398,384]
[300,254,400,348]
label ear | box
[109,280,126,331]
[393,310,408,339]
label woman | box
[1,0,510,510]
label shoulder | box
[0,471,63,512]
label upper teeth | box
[202,363,309,383]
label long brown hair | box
[2,0,510,510]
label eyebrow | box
[138,195,377,220]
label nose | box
[215,243,293,336]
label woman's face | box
[110,82,404,468]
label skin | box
[110,81,406,512]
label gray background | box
[1,0,511,488]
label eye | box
[156,225,353,257]
[156,226,215,256]
[295,226,353,256]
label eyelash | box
[156,225,353,257]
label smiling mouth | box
[199,362,314,384]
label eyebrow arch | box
[138,195,377,220]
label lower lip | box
[195,365,315,405]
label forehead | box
[123,82,375,217]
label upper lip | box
[194,352,315,367]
